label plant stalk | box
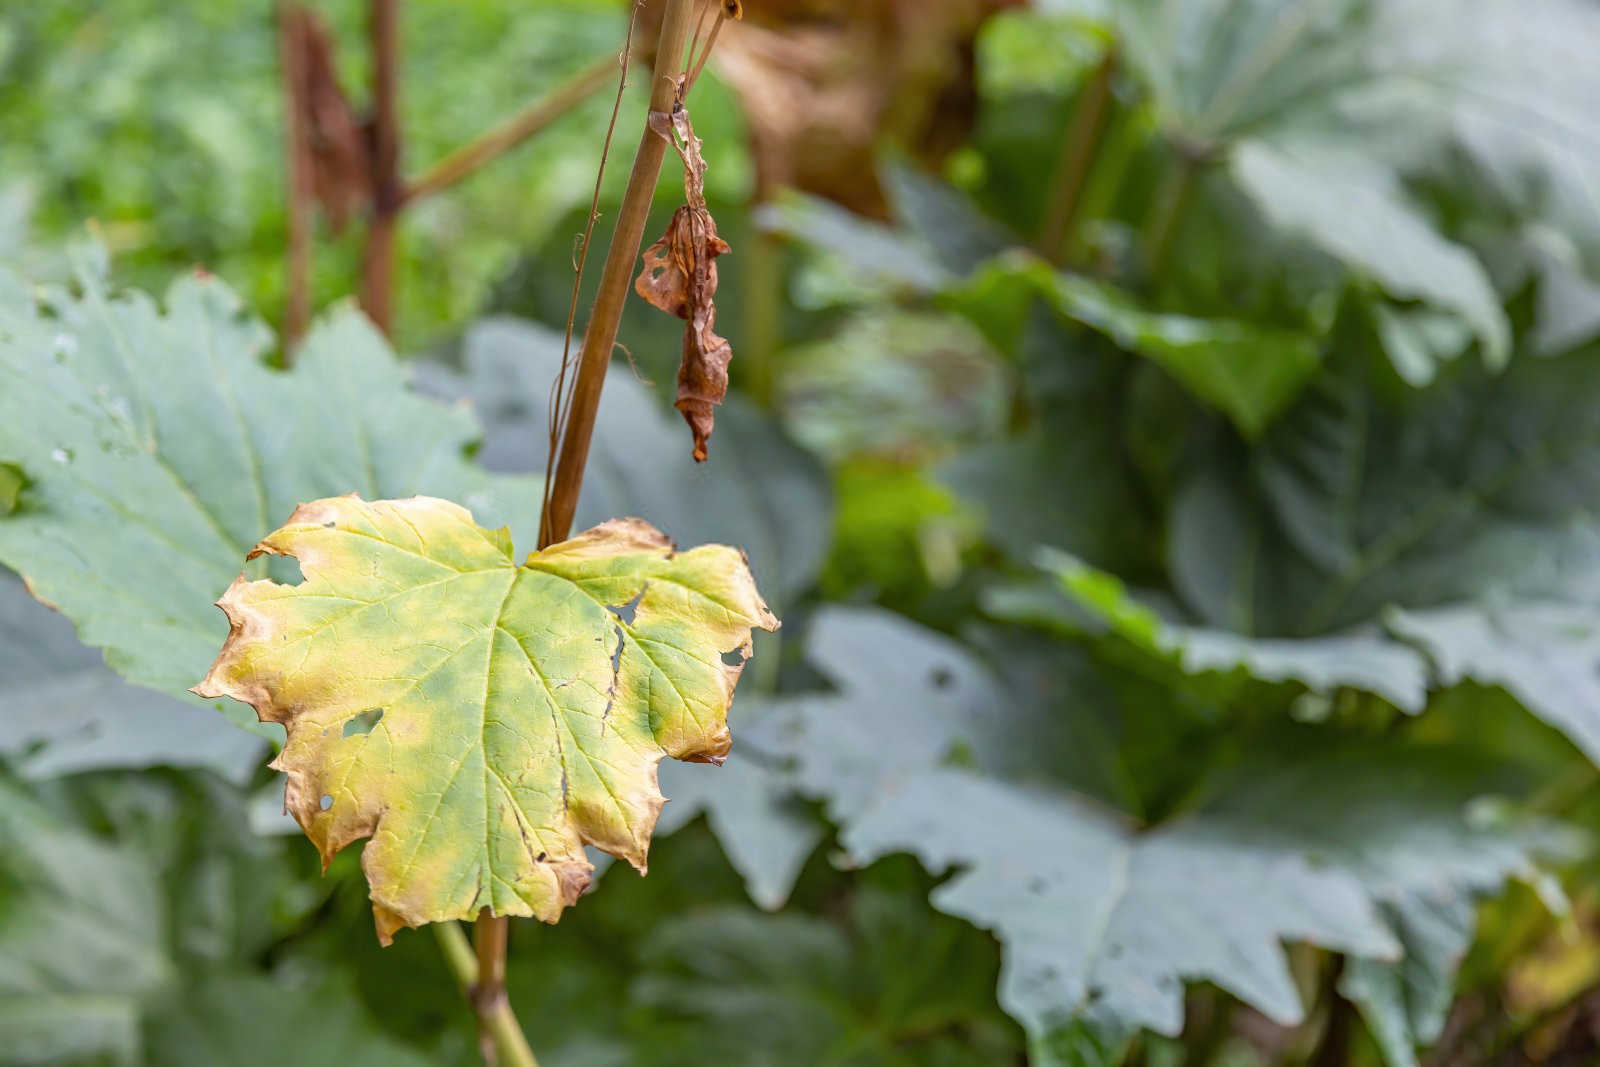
[279,4,315,350]
[1039,45,1117,265]
[402,53,617,206]
[1142,146,1201,279]
[467,1,699,1060]
[360,0,402,335]
[540,0,698,545]
[435,923,539,1067]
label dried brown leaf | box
[635,106,732,462]
[285,5,371,231]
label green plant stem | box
[1039,45,1118,265]
[1142,150,1199,279]
[434,923,540,1067]
[402,53,617,205]
[541,0,699,545]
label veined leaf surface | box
[195,495,778,942]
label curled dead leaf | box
[284,5,371,230]
[635,106,732,462]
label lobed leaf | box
[195,495,778,941]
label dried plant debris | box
[284,4,371,230]
[635,106,732,462]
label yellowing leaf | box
[194,495,778,943]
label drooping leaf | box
[636,106,734,462]
[194,495,778,941]
[0,264,542,721]
[0,571,264,782]
[1229,144,1508,380]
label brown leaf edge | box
[193,496,780,943]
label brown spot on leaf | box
[635,106,731,462]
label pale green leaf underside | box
[195,496,777,942]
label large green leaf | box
[658,608,998,910]
[830,751,1562,1066]
[0,777,172,1067]
[195,495,777,941]
[719,611,1566,1064]
[986,548,1428,713]
[144,971,437,1067]
[631,889,1021,1066]
[1169,342,1600,762]
[1112,0,1600,376]
[0,571,263,782]
[948,252,1323,436]
[0,264,541,723]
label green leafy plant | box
[7,1,1600,1065]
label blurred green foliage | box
[6,0,1600,1065]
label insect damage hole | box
[319,794,334,811]
[343,707,385,737]
[721,646,747,667]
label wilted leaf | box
[195,495,778,941]
[0,263,541,720]
[637,107,733,462]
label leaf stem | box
[435,922,540,1067]
[541,0,700,545]
[401,54,617,206]
[462,2,700,1061]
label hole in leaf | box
[721,647,747,667]
[343,708,385,737]
[930,666,954,689]
[607,587,645,625]
[322,521,336,528]
[319,794,334,811]
[265,555,305,586]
